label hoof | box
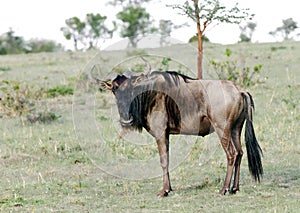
[157,191,168,197]
[157,190,169,197]
[230,187,239,194]
[220,188,229,195]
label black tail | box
[243,92,263,182]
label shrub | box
[208,48,264,87]
[0,80,35,117]
[188,35,210,43]
[25,39,63,53]
[0,66,10,71]
[47,85,74,98]
[158,57,171,71]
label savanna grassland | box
[0,41,299,212]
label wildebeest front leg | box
[156,135,172,197]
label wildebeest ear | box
[100,80,113,91]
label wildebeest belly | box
[169,115,213,136]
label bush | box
[47,85,74,98]
[0,29,25,55]
[0,29,63,55]
[188,35,209,43]
[0,80,74,118]
[208,48,264,87]
[0,80,36,117]
[0,66,10,71]
[25,39,63,53]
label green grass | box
[0,41,299,212]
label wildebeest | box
[89,59,263,197]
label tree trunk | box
[74,38,78,51]
[193,0,203,79]
[197,24,203,79]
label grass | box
[0,41,299,212]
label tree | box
[159,20,173,47]
[61,17,86,50]
[0,28,25,55]
[269,18,298,41]
[188,34,209,43]
[159,20,189,47]
[108,0,153,6]
[239,22,257,42]
[0,28,62,55]
[61,14,115,50]
[117,6,156,48]
[85,13,116,49]
[25,39,63,53]
[170,0,253,79]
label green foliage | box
[188,34,210,43]
[61,17,86,50]
[47,85,74,98]
[169,0,254,79]
[0,80,73,118]
[0,80,36,117]
[0,66,11,71]
[0,42,299,211]
[170,0,253,26]
[25,39,63,53]
[158,57,171,71]
[61,14,115,50]
[85,13,116,49]
[270,46,287,51]
[0,29,25,55]
[0,29,61,55]
[117,6,157,48]
[208,48,264,87]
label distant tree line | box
[0,28,63,55]
[60,0,189,50]
[269,18,298,41]
[239,18,299,43]
[0,0,299,55]
[60,0,299,81]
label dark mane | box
[128,82,181,132]
[151,71,196,87]
[127,71,192,131]
[129,90,156,132]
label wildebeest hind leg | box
[230,126,244,194]
[216,128,238,195]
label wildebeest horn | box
[140,56,151,76]
[89,65,117,91]
[89,65,101,84]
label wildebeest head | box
[90,58,154,130]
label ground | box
[0,41,299,212]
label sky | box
[0,0,299,50]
